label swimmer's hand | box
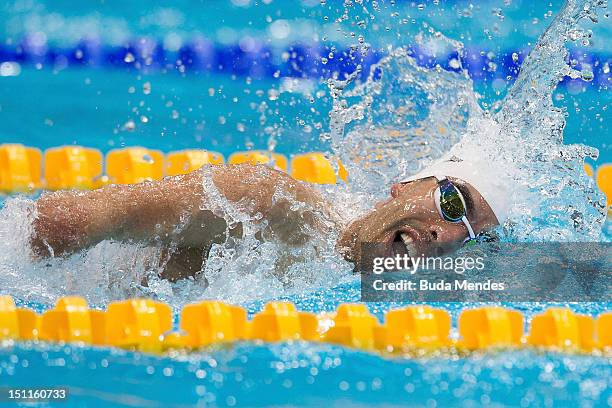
[30,164,334,258]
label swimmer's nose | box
[375,183,408,208]
[390,183,404,198]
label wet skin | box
[31,165,498,281]
[336,176,499,269]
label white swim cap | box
[401,153,510,224]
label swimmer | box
[30,155,505,281]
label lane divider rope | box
[0,296,610,356]
[0,144,605,200]
[1,144,608,215]
[0,144,348,192]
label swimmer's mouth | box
[390,229,417,258]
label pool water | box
[2,341,610,407]
[1,0,611,406]
[1,295,611,407]
[0,67,610,161]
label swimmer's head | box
[337,154,505,268]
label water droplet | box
[512,52,519,63]
[568,29,580,41]
[124,52,135,63]
[268,89,280,101]
[581,69,594,81]
[143,82,151,95]
[140,115,149,123]
[448,58,461,69]
[122,120,136,131]
[0,61,21,77]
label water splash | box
[327,38,479,200]
[0,197,167,305]
[326,0,608,240]
[194,167,351,305]
[0,167,352,308]
[479,0,607,240]
[0,0,608,307]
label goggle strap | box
[461,215,476,240]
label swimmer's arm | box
[209,163,335,245]
[31,164,333,257]
[31,170,211,256]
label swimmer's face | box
[337,177,499,268]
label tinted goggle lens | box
[438,180,466,222]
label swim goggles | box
[401,175,476,241]
[433,175,476,241]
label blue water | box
[2,342,610,407]
[1,285,611,407]
[0,0,610,163]
[1,0,611,407]
[0,67,610,163]
[1,297,611,408]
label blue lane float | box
[0,37,610,87]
